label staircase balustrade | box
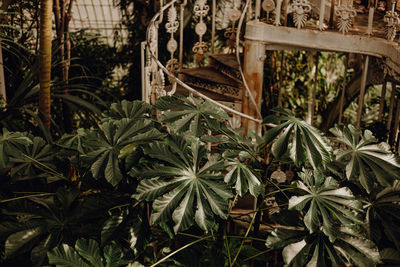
[141,0,400,129]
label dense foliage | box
[0,96,399,266]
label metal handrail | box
[144,0,262,124]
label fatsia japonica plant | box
[1,95,400,266]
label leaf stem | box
[230,210,257,267]
[0,193,55,203]
[149,235,212,267]
[243,248,272,262]
[22,154,65,179]
[224,230,232,266]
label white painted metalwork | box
[335,0,356,34]
[275,0,283,25]
[141,0,400,129]
[262,0,276,22]
[144,0,262,123]
[366,6,374,35]
[165,3,179,74]
[384,2,400,41]
[193,0,210,66]
[179,0,188,70]
[318,0,326,30]
[225,4,242,52]
[287,0,312,29]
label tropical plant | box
[289,169,363,241]
[47,239,130,267]
[0,96,399,267]
[266,226,380,266]
[263,108,332,169]
[132,136,233,233]
[330,124,400,192]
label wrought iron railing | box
[141,0,400,125]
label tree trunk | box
[0,0,12,105]
[39,0,53,129]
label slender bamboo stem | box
[230,211,258,267]
[150,235,212,267]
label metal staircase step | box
[208,54,243,82]
[179,66,242,101]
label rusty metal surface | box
[180,66,239,87]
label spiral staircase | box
[141,0,400,228]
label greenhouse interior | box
[1,0,400,266]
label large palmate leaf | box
[48,239,127,267]
[263,108,332,169]
[289,169,363,241]
[0,128,32,168]
[58,128,92,153]
[1,187,127,261]
[365,180,400,250]
[154,95,230,136]
[82,118,164,186]
[102,100,152,122]
[8,136,58,181]
[224,159,263,197]
[48,244,92,267]
[266,227,380,267]
[330,124,400,192]
[132,137,233,233]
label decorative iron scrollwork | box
[224,6,242,53]
[335,1,356,34]
[165,4,179,75]
[287,0,312,29]
[193,0,210,66]
[384,3,400,41]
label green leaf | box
[331,124,400,192]
[224,160,262,197]
[83,118,161,186]
[58,128,90,153]
[48,244,91,267]
[262,109,332,169]
[5,227,41,258]
[133,138,232,233]
[154,95,229,137]
[266,227,379,266]
[101,214,124,246]
[103,100,152,122]
[75,239,104,267]
[365,180,400,250]
[103,243,123,267]
[9,136,59,181]
[0,129,32,168]
[289,169,363,241]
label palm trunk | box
[39,0,53,129]
[0,0,12,105]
